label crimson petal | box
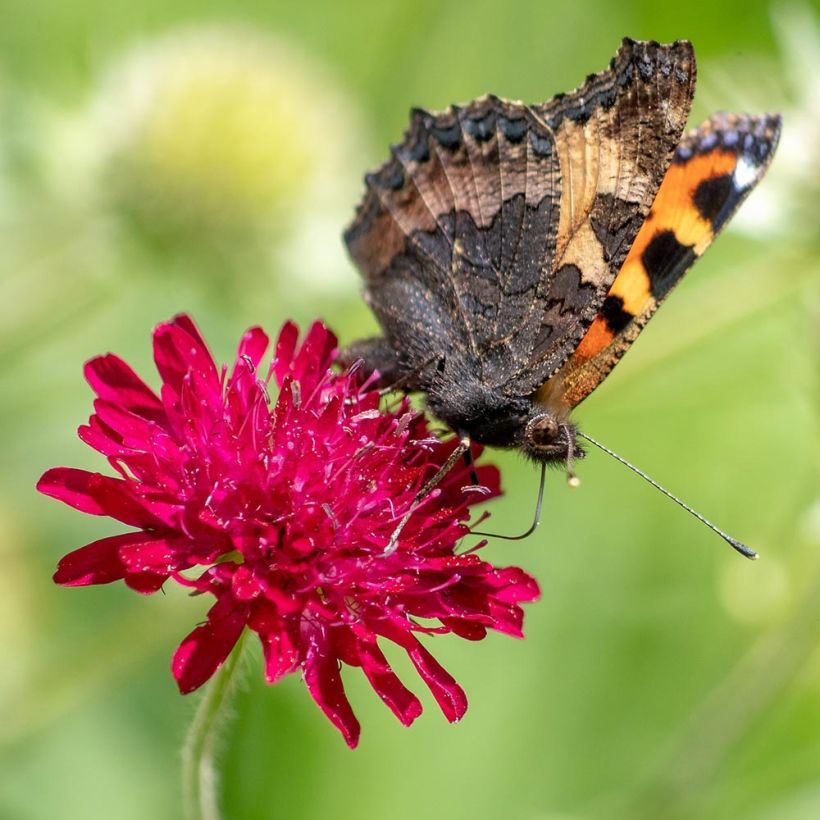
[38,467,109,515]
[303,623,360,747]
[53,532,143,586]
[250,605,300,683]
[355,635,423,726]
[233,327,269,375]
[377,622,467,723]
[172,598,249,693]
[168,314,209,348]
[153,320,218,401]
[290,321,337,395]
[39,467,169,528]
[270,321,298,387]
[83,354,164,422]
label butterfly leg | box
[384,436,471,555]
[338,336,404,388]
[340,337,446,399]
[462,440,480,486]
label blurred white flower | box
[702,3,820,241]
[54,23,367,290]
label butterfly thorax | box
[426,377,575,465]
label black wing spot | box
[464,110,496,143]
[382,163,405,191]
[600,295,634,334]
[498,115,527,144]
[528,130,554,156]
[693,174,734,225]
[406,135,430,163]
[642,230,696,300]
[430,122,460,150]
[599,84,618,110]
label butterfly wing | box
[504,38,696,395]
[344,96,562,389]
[543,112,782,409]
[344,39,695,397]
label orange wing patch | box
[570,148,737,366]
[539,112,782,409]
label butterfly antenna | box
[473,462,547,541]
[576,431,758,560]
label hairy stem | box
[181,632,247,820]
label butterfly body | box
[343,39,781,465]
[343,325,575,462]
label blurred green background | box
[2,1,818,818]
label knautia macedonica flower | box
[38,316,539,747]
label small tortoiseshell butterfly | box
[342,39,781,552]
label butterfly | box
[342,39,780,504]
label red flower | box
[38,316,539,747]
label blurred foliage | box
[1,1,818,819]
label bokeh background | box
[2,1,818,818]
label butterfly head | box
[522,412,579,465]
[427,378,580,466]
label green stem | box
[181,631,248,820]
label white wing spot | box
[733,157,759,190]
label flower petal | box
[53,532,141,586]
[376,622,467,723]
[271,321,299,387]
[168,314,209,348]
[354,634,423,727]
[172,598,249,693]
[83,354,164,422]
[92,399,159,448]
[78,417,128,458]
[303,622,360,748]
[124,572,168,594]
[38,467,109,515]
[117,535,190,574]
[153,318,219,402]
[248,602,299,682]
[442,619,488,640]
[290,321,337,395]
[234,327,269,374]
[486,600,526,637]
[491,567,541,603]
[38,467,168,528]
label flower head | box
[38,316,539,746]
[81,25,364,255]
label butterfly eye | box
[524,414,560,448]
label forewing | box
[503,38,697,395]
[545,112,783,408]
